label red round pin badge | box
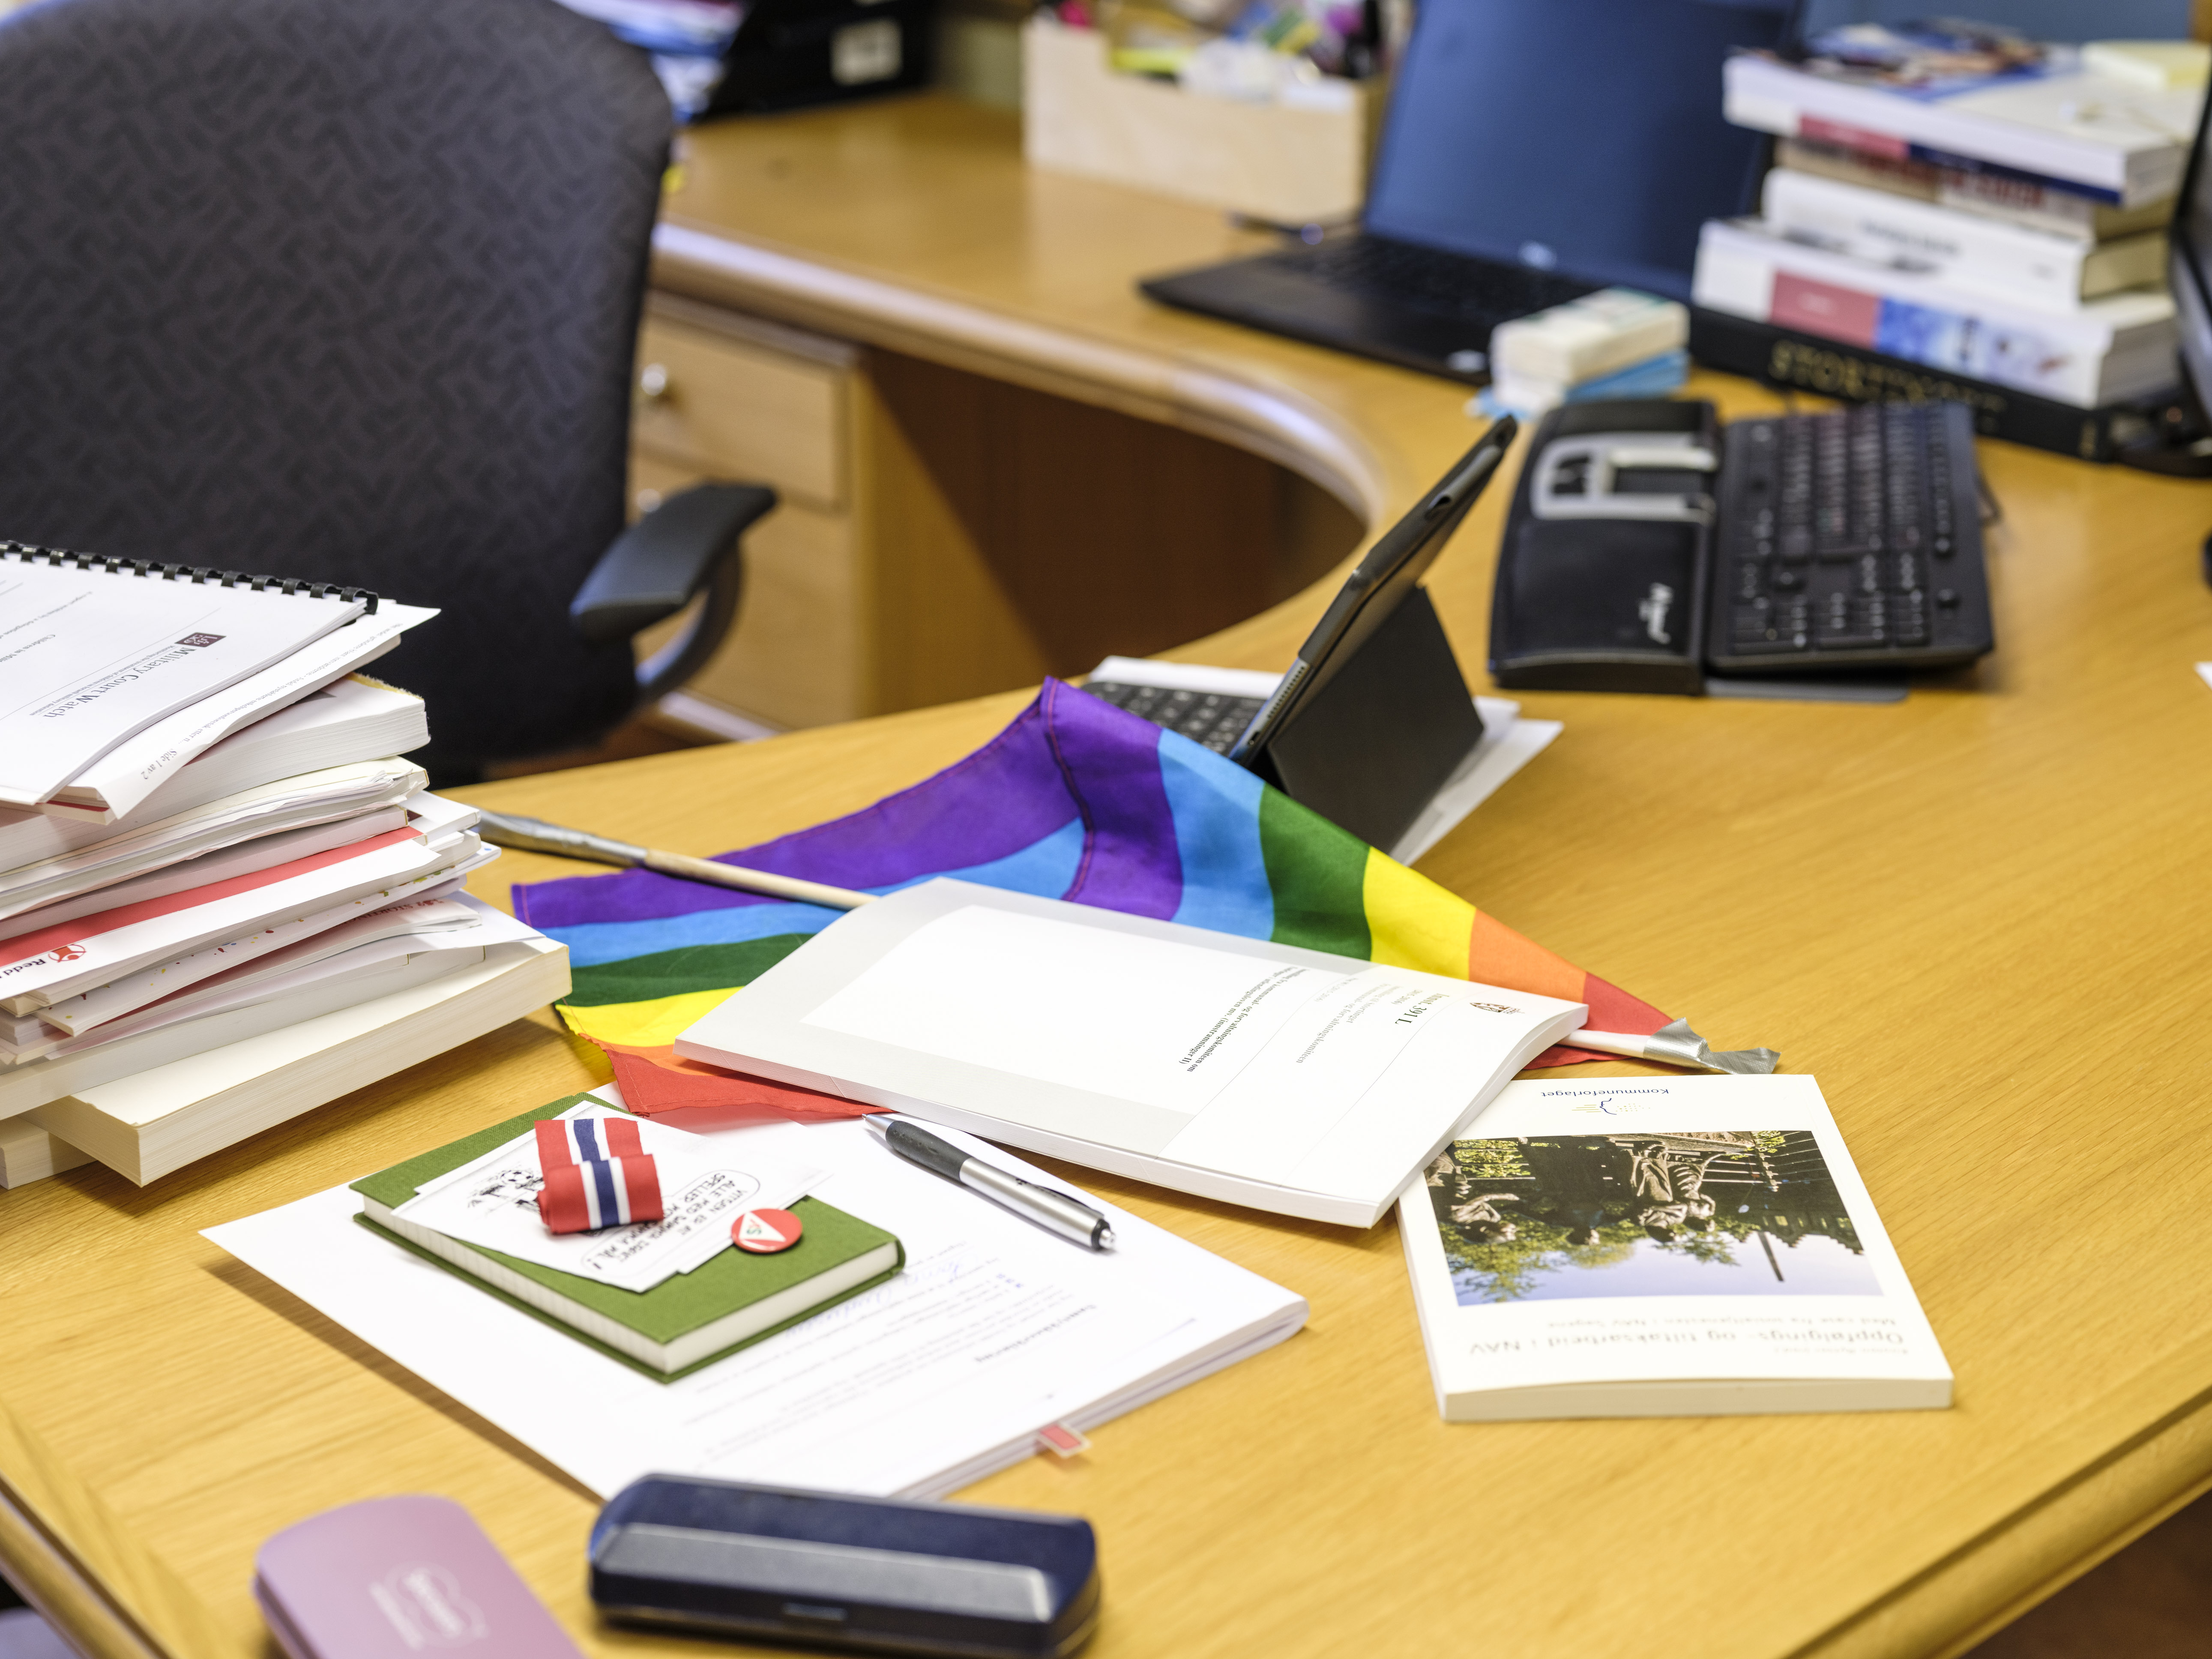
[733,1208,803,1254]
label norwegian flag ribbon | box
[537,1116,646,1165]
[535,1116,664,1234]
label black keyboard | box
[1706,402,1993,674]
[1084,681,1265,754]
[1269,234,1595,328]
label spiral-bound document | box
[0,550,375,808]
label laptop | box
[1139,0,1797,383]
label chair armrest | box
[570,482,776,703]
[570,482,776,642]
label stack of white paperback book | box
[0,548,568,1187]
[1697,30,2198,408]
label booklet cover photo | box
[1397,1074,1951,1421]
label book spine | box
[1693,224,2135,404]
[1774,138,2110,235]
[2080,233,2169,296]
[0,542,379,612]
[1687,305,2125,462]
[1772,138,2172,243]
[1882,137,2126,210]
[1761,168,2092,311]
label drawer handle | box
[638,362,673,404]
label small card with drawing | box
[397,1097,821,1294]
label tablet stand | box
[1248,584,1485,853]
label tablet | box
[1227,416,1518,768]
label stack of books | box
[0,549,568,1189]
[1690,24,2207,457]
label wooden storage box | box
[1021,15,1380,225]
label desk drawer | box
[633,314,847,510]
[630,453,864,730]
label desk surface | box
[11,92,2212,1659]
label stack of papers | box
[0,554,569,1187]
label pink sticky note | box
[254,1495,583,1659]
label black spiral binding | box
[0,540,380,614]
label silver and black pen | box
[865,1116,1116,1251]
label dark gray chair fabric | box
[0,0,683,772]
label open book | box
[1398,1073,1951,1419]
[674,879,1587,1226]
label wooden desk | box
[11,92,2212,1659]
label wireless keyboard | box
[1491,397,1995,695]
[1706,402,1993,674]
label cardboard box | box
[1022,16,1381,225]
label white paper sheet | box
[44,894,485,1037]
[397,1102,821,1293]
[27,896,524,1061]
[804,905,1352,1116]
[0,759,424,904]
[0,832,476,1008]
[206,1114,1306,1500]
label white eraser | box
[1489,287,1689,388]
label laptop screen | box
[1363,0,1794,300]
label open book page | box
[0,561,365,807]
[1398,1074,1951,1416]
[677,880,1587,1222]
[204,1106,1306,1499]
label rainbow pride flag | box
[512,680,1670,1115]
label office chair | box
[0,0,773,780]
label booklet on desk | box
[1399,1074,1950,1420]
[206,1103,1308,1500]
[674,879,1588,1226]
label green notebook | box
[351,1093,903,1381]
